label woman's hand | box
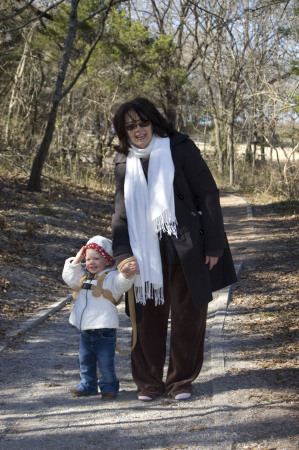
[121,260,140,279]
[73,246,85,264]
[205,255,219,270]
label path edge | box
[0,295,73,353]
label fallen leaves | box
[228,199,299,375]
[0,175,114,336]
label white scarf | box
[124,135,177,305]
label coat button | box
[199,229,204,235]
[178,194,184,199]
[191,211,197,216]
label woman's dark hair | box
[112,97,174,154]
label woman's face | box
[125,111,153,149]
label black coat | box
[112,132,237,308]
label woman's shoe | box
[174,393,191,400]
[137,395,153,401]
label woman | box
[111,97,237,401]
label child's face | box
[85,248,108,274]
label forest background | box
[0,0,298,198]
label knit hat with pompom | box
[83,236,114,266]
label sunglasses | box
[125,120,151,131]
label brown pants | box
[131,260,208,399]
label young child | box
[62,235,137,400]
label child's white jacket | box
[62,257,134,330]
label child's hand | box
[121,260,140,278]
[72,246,85,264]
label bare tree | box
[2,0,297,193]
[184,0,297,185]
[27,0,128,191]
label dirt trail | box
[0,187,298,449]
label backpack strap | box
[92,273,123,304]
[116,257,138,355]
[72,275,87,300]
[72,273,122,304]
[71,260,137,355]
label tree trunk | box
[27,103,59,191]
[27,0,80,191]
[214,118,224,174]
[5,27,34,144]
[252,131,257,175]
[227,121,234,186]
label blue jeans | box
[76,329,119,395]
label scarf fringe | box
[153,210,178,238]
[134,282,164,306]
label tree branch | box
[78,0,129,26]
[0,0,65,31]
[62,0,127,98]
[0,0,36,21]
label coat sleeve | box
[111,153,133,258]
[104,270,135,300]
[175,139,227,250]
[62,257,85,288]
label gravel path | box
[0,195,297,450]
[0,302,220,449]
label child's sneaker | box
[71,388,89,397]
